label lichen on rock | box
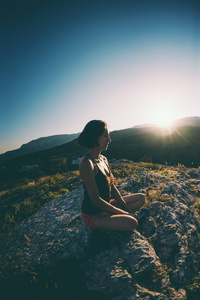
[0,160,200,299]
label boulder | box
[0,163,200,299]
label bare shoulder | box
[79,155,96,183]
[79,155,94,173]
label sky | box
[1,0,200,154]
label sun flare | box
[154,115,174,128]
[149,101,178,128]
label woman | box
[78,120,149,231]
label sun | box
[149,101,177,128]
[154,115,174,128]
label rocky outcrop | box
[0,161,200,299]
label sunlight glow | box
[149,101,178,128]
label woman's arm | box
[79,157,130,215]
[104,157,133,213]
[111,184,133,213]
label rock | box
[81,230,163,298]
[188,169,200,178]
[167,287,187,300]
[0,186,90,275]
[0,161,200,299]
[134,284,167,300]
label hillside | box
[1,124,200,184]
[0,133,79,164]
[1,116,200,167]
[173,116,200,127]
[0,160,200,299]
[106,125,200,167]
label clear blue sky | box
[1,0,199,154]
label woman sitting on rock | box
[78,120,149,231]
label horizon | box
[1,0,200,154]
[1,115,199,155]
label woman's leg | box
[94,213,138,231]
[123,193,145,212]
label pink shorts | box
[81,199,118,229]
[82,212,107,229]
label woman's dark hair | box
[78,120,107,148]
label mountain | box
[133,116,200,129]
[172,116,200,127]
[20,134,79,152]
[1,117,200,180]
[106,125,200,167]
[1,116,200,166]
[0,133,79,164]
[1,124,200,179]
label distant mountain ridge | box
[172,116,200,127]
[133,116,200,129]
[0,133,79,164]
[1,116,200,166]
[20,134,79,151]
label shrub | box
[194,200,200,211]
[0,169,81,234]
[139,162,154,169]
[60,188,69,195]
[186,272,200,296]
[178,163,186,170]
[22,199,36,215]
[4,213,15,227]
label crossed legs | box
[94,193,145,231]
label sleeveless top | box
[81,154,114,215]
